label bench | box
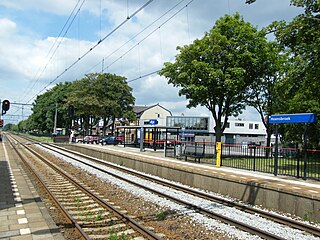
[183,144,205,163]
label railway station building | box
[116,104,267,146]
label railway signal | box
[2,99,10,115]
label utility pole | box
[53,102,58,135]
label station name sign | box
[269,113,317,124]
[148,119,158,125]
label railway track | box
[7,134,162,240]
[10,133,320,239]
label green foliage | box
[66,73,135,135]
[28,82,72,134]
[108,233,126,240]
[160,13,270,141]
[268,0,320,147]
[21,73,135,135]
[155,211,167,221]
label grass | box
[19,132,53,143]
[108,232,126,240]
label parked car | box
[241,141,257,149]
[100,136,120,145]
[83,136,99,144]
[272,146,299,158]
[99,136,110,145]
[74,135,84,143]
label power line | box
[82,0,188,77]
[21,0,85,102]
[25,0,155,104]
[127,70,161,83]
[102,0,195,73]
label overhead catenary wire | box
[21,0,86,103]
[25,0,155,104]
[82,0,189,77]
[102,0,195,73]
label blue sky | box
[0,0,303,125]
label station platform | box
[0,141,64,240]
[66,143,320,222]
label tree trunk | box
[111,115,115,135]
[214,127,222,143]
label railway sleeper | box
[68,207,106,215]
[60,199,97,206]
[65,203,101,210]
[89,229,136,240]
[78,216,119,226]
[82,223,126,234]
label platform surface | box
[0,141,64,240]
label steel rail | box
[46,142,320,238]
[10,134,162,240]
[6,134,90,240]
[39,143,286,239]
[14,134,320,239]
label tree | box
[29,82,72,134]
[66,73,135,135]
[246,41,288,148]
[160,13,270,142]
[269,0,320,147]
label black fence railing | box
[221,144,320,181]
[165,141,320,181]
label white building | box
[221,118,267,145]
[135,104,172,126]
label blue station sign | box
[269,113,317,124]
[148,119,158,125]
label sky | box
[0,0,303,125]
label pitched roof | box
[132,105,150,114]
[132,104,172,118]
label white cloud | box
[0,0,303,124]
[0,0,79,15]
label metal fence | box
[221,144,320,181]
[165,141,320,181]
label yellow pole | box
[216,142,222,167]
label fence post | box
[274,124,279,176]
[303,123,308,180]
[253,146,256,171]
[297,148,300,178]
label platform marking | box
[277,184,285,186]
[308,190,319,193]
[18,218,28,224]
[17,210,25,215]
[2,142,32,236]
[292,187,301,190]
[20,228,31,235]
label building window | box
[249,123,253,129]
[167,116,209,131]
[255,124,259,130]
[235,122,244,127]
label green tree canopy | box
[160,13,270,141]
[66,73,135,135]
[30,82,72,133]
[269,0,320,146]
